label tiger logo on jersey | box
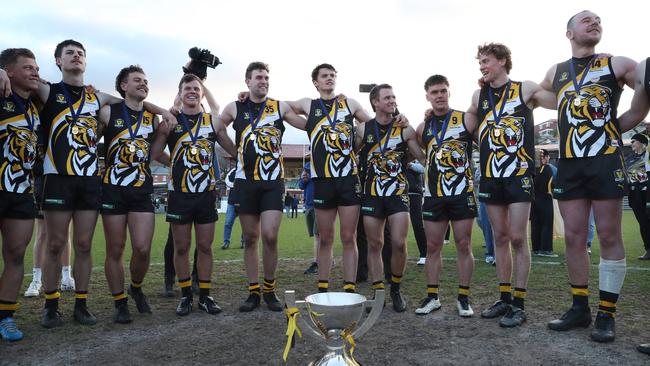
[434,140,469,196]
[486,116,525,177]
[564,84,613,156]
[107,138,150,186]
[252,126,282,180]
[368,150,406,196]
[1,125,37,191]
[180,139,214,192]
[66,116,97,175]
[321,123,353,176]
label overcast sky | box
[1,0,647,143]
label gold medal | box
[190,147,198,155]
[129,144,136,153]
[494,129,501,137]
[436,151,443,160]
[71,126,79,135]
[573,97,582,106]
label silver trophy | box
[284,290,385,365]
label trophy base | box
[309,350,360,366]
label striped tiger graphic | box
[321,123,353,176]
[107,138,150,186]
[368,150,406,196]
[434,140,468,196]
[252,126,282,180]
[66,116,97,175]
[180,139,214,192]
[1,125,37,192]
[564,84,613,156]
[486,116,524,177]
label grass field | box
[3,210,650,364]
[13,210,650,274]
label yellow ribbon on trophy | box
[341,328,359,365]
[283,306,302,361]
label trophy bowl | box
[305,292,366,332]
[284,290,385,366]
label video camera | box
[182,47,222,80]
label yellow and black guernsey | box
[553,55,623,158]
[478,81,534,178]
[102,103,155,190]
[233,98,284,181]
[0,94,41,193]
[422,109,473,198]
[167,112,217,193]
[41,82,101,176]
[359,119,407,196]
[306,98,356,178]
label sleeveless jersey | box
[41,82,101,176]
[552,55,623,159]
[359,119,408,197]
[477,81,534,178]
[233,98,285,181]
[0,95,41,193]
[306,98,357,178]
[166,112,217,193]
[102,103,155,190]
[422,109,473,197]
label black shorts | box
[553,154,627,200]
[313,176,362,209]
[166,191,218,224]
[233,179,284,215]
[304,207,319,237]
[42,175,102,211]
[361,194,409,218]
[478,175,534,204]
[0,191,37,220]
[101,184,154,215]
[422,193,477,222]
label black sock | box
[598,290,618,317]
[179,278,192,299]
[343,282,356,293]
[427,284,439,300]
[112,292,128,308]
[512,288,526,310]
[571,284,589,309]
[75,291,88,308]
[499,283,512,303]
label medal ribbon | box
[120,101,144,141]
[247,99,268,131]
[179,112,202,146]
[568,56,596,97]
[487,80,511,125]
[318,98,339,127]
[10,93,35,131]
[59,82,86,125]
[373,120,394,155]
[430,110,452,149]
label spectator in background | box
[625,134,650,260]
[299,163,320,274]
[531,149,558,257]
[406,159,427,265]
[474,166,495,265]
[222,167,244,250]
[291,195,299,218]
[284,193,292,218]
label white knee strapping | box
[599,257,626,294]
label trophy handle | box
[284,290,325,340]
[352,289,384,339]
